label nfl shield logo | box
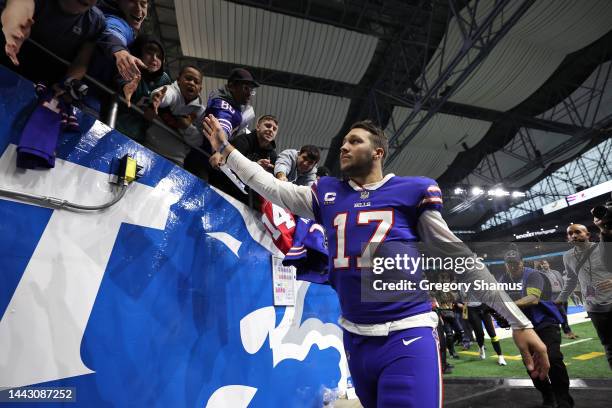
[360,190,369,199]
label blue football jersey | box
[311,174,443,324]
[283,218,329,285]
[206,96,244,138]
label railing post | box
[106,96,119,129]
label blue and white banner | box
[0,67,345,407]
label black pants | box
[440,310,461,356]
[588,310,612,369]
[457,311,474,342]
[437,317,448,368]
[532,325,573,407]
[558,302,573,334]
[467,305,502,355]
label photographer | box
[556,200,612,370]
[536,259,577,339]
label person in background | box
[144,65,203,166]
[466,301,507,366]
[557,221,612,370]
[208,114,279,205]
[184,67,258,180]
[274,145,320,186]
[90,0,148,85]
[316,165,330,180]
[1,0,106,86]
[536,259,577,339]
[434,272,464,360]
[504,249,573,408]
[115,35,171,142]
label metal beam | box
[170,55,359,97]
[376,89,590,135]
[438,29,612,187]
[383,0,535,169]
[478,137,612,231]
[220,0,428,39]
[508,114,612,185]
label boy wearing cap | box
[503,249,573,408]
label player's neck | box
[350,168,384,187]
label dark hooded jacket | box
[115,35,172,142]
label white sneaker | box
[498,355,507,366]
[479,346,486,360]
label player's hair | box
[257,114,278,125]
[350,120,388,164]
[299,145,320,163]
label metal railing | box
[4,39,262,207]
[26,38,211,159]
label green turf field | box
[444,322,611,378]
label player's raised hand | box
[513,328,550,380]
[209,152,225,169]
[201,114,227,152]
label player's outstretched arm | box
[201,115,315,219]
[417,210,549,379]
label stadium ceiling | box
[148,0,612,230]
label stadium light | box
[454,187,466,195]
[471,187,484,196]
[512,191,526,198]
[487,188,510,197]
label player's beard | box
[340,152,375,179]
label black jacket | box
[232,131,277,164]
[207,131,277,208]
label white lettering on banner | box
[239,281,348,394]
[0,144,180,389]
[206,385,257,408]
[206,232,242,257]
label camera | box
[592,193,612,229]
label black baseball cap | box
[228,68,260,88]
